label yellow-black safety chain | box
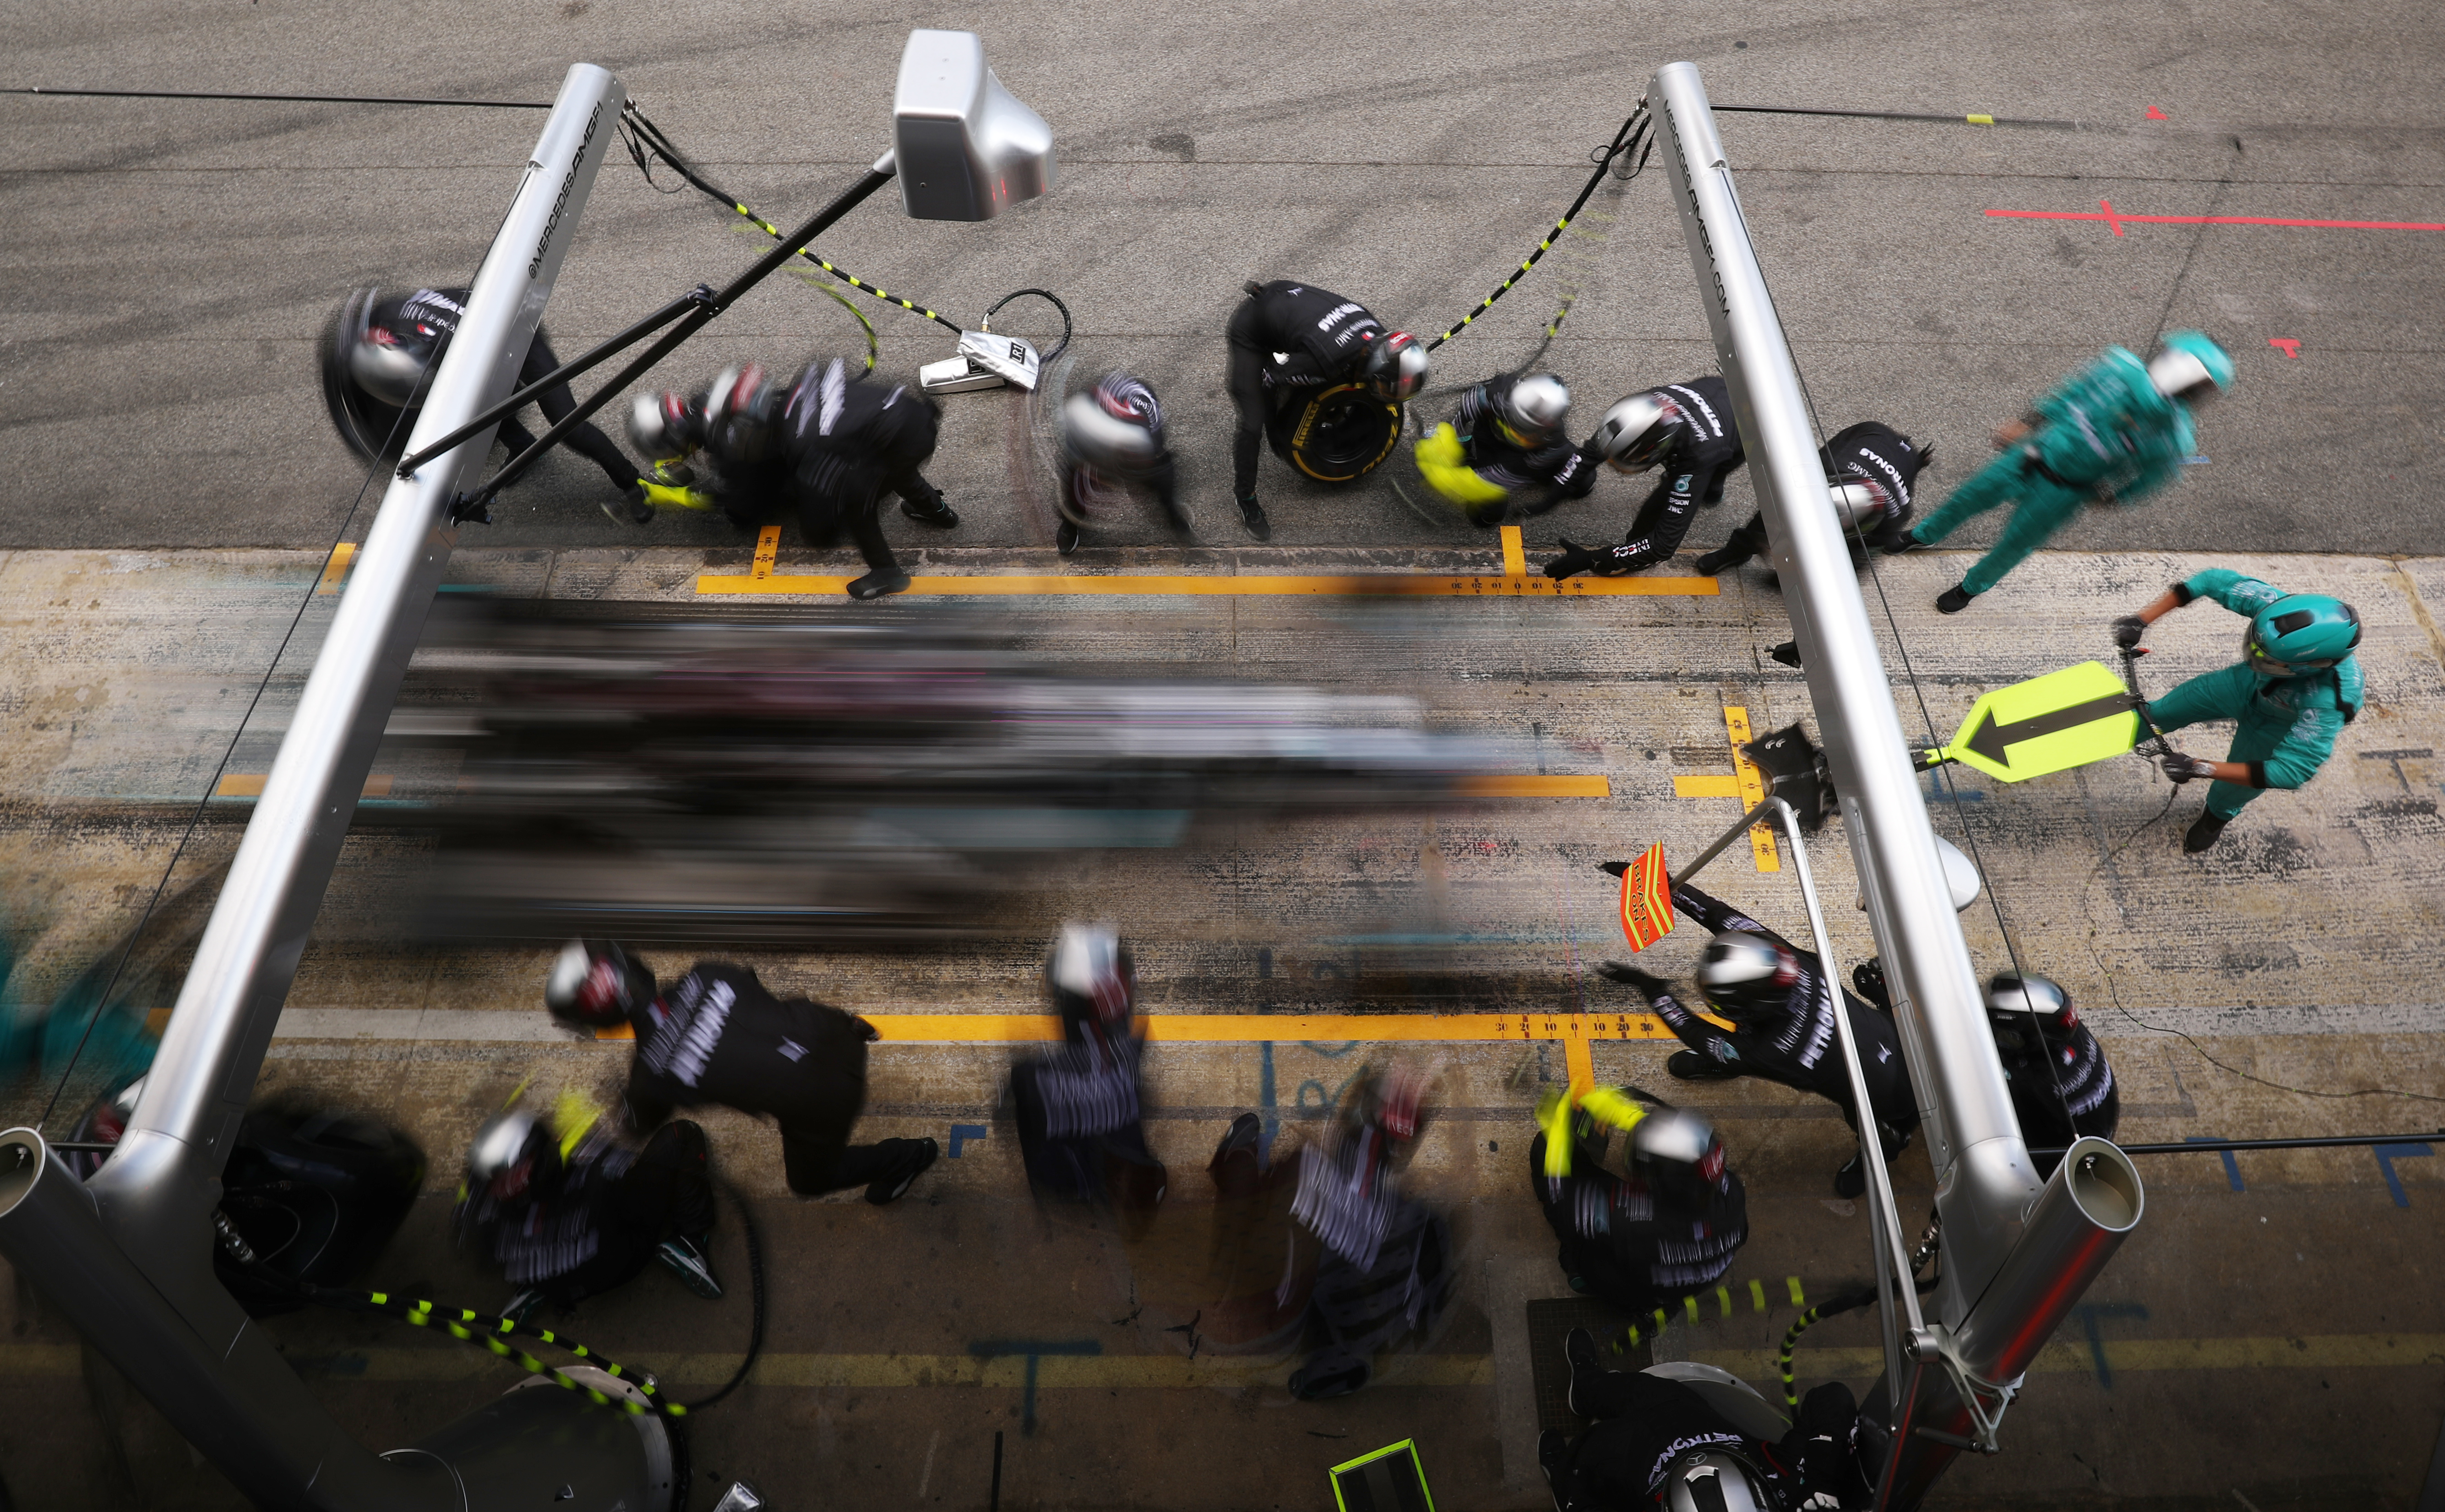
[1773,1285,1880,1409]
[621,104,967,336]
[1424,108,1652,352]
[1606,1273,1814,1356]
[328,1281,692,1418]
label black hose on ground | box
[673,1180,768,1411]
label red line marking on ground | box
[2269,338,2302,359]
[2099,198,2125,236]
[1987,208,2445,233]
[2146,106,2169,121]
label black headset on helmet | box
[1983,972,2079,1053]
[1693,930,1800,1021]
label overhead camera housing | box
[893,30,1055,222]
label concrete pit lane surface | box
[1,1,2443,1508]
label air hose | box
[622,103,1074,370]
[621,105,969,336]
[1603,1273,1822,1357]
[212,1178,769,1421]
[1422,107,1654,353]
[1773,1284,1879,1411]
[982,287,1073,364]
[1771,1217,1940,1409]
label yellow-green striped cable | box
[1423,109,1650,353]
[362,1289,687,1418]
[1607,1275,1809,1355]
[1427,218,1576,350]
[803,280,879,372]
[726,199,964,335]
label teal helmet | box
[2148,331,2235,401]
[2244,594,2361,675]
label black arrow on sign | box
[1961,691,2137,768]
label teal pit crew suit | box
[2146,570,2363,822]
[1911,346,2195,597]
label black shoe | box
[1833,1154,1867,1199]
[1212,1111,1262,1165]
[1881,532,1926,556]
[1238,496,1272,542]
[1851,957,1891,1011]
[2184,810,2231,853]
[1056,518,1081,556]
[847,570,912,601]
[1693,548,1736,577]
[1563,1327,1602,1417]
[1768,640,1802,669]
[655,1235,724,1299]
[501,1287,549,1326]
[1935,583,1976,615]
[1288,1349,1370,1401]
[604,483,656,526]
[901,495,960,528]
[1666,1050,1741,1082]
[866,1137,939,1204]
[1537,1428,1573,1512]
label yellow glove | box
[1415,423,1510,508]
[1535,1086,1651,1179]
[1536,1088,1577,1177]
[553,1090,605,1161]
[1579,1085,1650,1137]
[639,479,715,511]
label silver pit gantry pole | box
[1645,62,2146,1506]
[0,33,1054,1512]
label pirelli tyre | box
[319,285,417,464]
[1267,383,1404,484]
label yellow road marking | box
[1670,708,1779,870]
[4,1334,2430,1387]
[697,571,1720,599]
[1458,774,1612,798]
[0,1343,1490,1389]
[752,525,781,580]
[1724,706,1779,872]
[1499,525,1527,578]
[316,543,356,595]
[596,1011,1677,1045]
[214,773,394,800]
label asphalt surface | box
[4,3,2445,1508]
[0,542,2440,1508]
[3,0,2442,554]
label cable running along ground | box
[1423,107,1653,352]
[1760,208,2445,1121]
[1741,164,2089,1140]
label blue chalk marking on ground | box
[2184,1136,2245,1191]
[968,1339,1102,1433]
[2183,455,2209,464]
[1259,1041,1278,1158]
[948,1124,988,1158]
[2374,1142,2433,1207]
[2074,1302,2150,1388]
